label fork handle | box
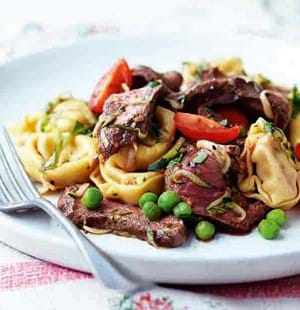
[32,198,152,292]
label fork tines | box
[0,127,38,204]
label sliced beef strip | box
[57,185,187,248]
[164,79,236,113]
[132,65,183,91]
[131,66,160,89]
[96,84,163,159]
[165,145,268,232]
[166,72,291,129]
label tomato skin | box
[89,59,132,113]
[174,112,240,143]
[295,143,300,161]
[215,107,249,129]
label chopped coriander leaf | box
[289,85,300,119]
[219,119,228,127]
[250,73,271,85]
[148,80,160,88]
[42,138,62,171]
[176,94,186,104]
[192,151,208,165]
[197,64,208,73]
[239,126,247,138]
[101,115,116,128]
[207,205,228,216]
[40,114,49,132]
[62,132,73,147]
[74,121,91,135]
[222,197,233,204]
[148,158,169,171]
[263,121,274,133]
[167,153,184,169]
[45,101,54,114]
[257,73,271,84]
[195,75,202,82]
[148,137,186,171]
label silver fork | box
[0,127,153,292]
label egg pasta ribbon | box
[19,133,98,192]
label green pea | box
[195,220,215,240]
[139,192,158,208]
[142,201,162,221]
[258,219,280,240]
[158,191,180,213]
[173,202,192,218]
[266,209,287,227]
[81,187,103,210]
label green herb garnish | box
[207,205,228,216]
[289,85,300,119]
[191,151,208,165]
[239,126,247,138]
[263,121,274,133]
[74,121,91,135]
[148,137,186,171]
[257,73,271,84]
[195,75,202,82]
[167,153,185,169]
[101,115,116,128]
[223,197,233,204]
[45,101,54,114]
[250,73,271,85]
[146,229,157,247]
[197,64,208,73]
[40,114,49,132]
[42,138,62,171]
[148,80,160,88]
[176,94,186,105]
[219,119,228,127]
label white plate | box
[1,34,300,284]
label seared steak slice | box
[165,145,268,232]
[58,185,187,248]
[132,65,183,91]
[132,66,161,89]
[166,74,291,129]
[96,84,163,159]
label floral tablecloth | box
[1,18,300,310]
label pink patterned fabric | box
[0,261,90,291]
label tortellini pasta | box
[10,96,99,192]
[10,97,97,145]
[112,106,176,171]
[37,96,97,134]
[238,118,300,210]
[19,133,98,192]
[90,156,164,204]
